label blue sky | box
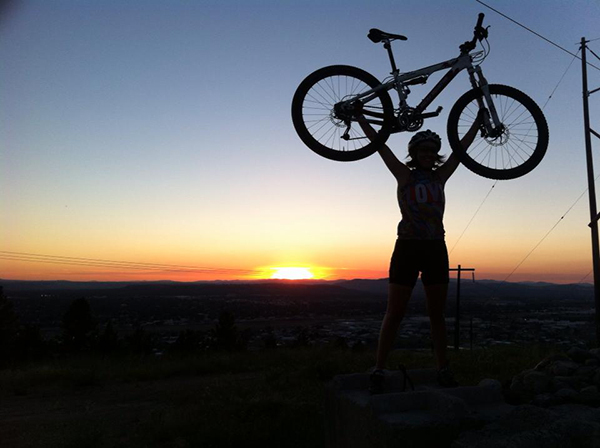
[2,0,600,282]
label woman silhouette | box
[356,111,482,393]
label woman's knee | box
[387,284,412,316]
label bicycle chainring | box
[397,108,423,132]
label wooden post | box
[449,265,475,351]
[581,37,600,345]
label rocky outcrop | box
[507,347,600,407]
[325,369,513,448]
[453,404,600,448]
[326,347,600,447]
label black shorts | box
[389,239,449,287]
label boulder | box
[568,346,594,363]
[478,379,502,390]
[452,405,600,448]
[550,360,580,376]
[531,393,560,408]
[523,371,552,394]
[554,388,578,402]
[534,353,570,371]
[575,365,598,381]
[586,358,600,367]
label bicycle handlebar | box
[460,13,488,54]
[475,13,485,30]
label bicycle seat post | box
[383,39,399,75]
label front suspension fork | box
[468,66,501,137]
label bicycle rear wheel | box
[447,84,549,180]
[291,65,394,162]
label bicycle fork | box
[468,66,503,139]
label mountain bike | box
[291,13,549,180]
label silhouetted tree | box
[170,329,206,354]
[126,327,155,356]
[262,326,278,349]
[333,336,349,350]
[62,297,97,352]
[211,311,244,351]
[0,286,19,366]
[293,326,311,348]
[98,320,119,355]
[13,324,46,362]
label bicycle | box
[291,13,549,180]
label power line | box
[0,251,257,275]
[449,181,497,255]
[588,47,600,64]
[542,49,580,109]
[503,182,595,283]
[475,0,600,71]
[579,270,593,284]
[450,49,578,255]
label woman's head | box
[406,130,445,170]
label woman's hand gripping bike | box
[291,13,549,180]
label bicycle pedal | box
[419,106,443,119]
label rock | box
[534,353,570,371]
[573,391,600,407]
[594,371,600,386]
[550,360,580,376]
[478,379,502,390]
[552,376,575,392]
[452,405,600,448]
[576,365,598,380]
[582,385,599,394]
[586,358,600,367]
[576,390,600,406]
[555,388,578,402]
[555,375,579,387]
[568,346,593,363]
[510,379,526,395]
[590,348,600,359]
[523,371,552,394]
[531,393,559,408]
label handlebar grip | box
[476,13,485,28]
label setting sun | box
[270,267,314,280]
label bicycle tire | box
[291,65,394,162]
[447,84,549,180]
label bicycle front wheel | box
[291,65,394,162]
[447,84,549,180]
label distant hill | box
[0,278,594,302]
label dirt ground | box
[0,373,266,448]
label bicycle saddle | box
[368,28,408,43]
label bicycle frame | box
[352,50,501,133]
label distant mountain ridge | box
[0,278,594,302]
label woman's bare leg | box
[424,283,449,369]
[375,283,413,370]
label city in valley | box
[2,279,596,353]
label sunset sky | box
[2,0,600,283]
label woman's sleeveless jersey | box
[396,169,445,240]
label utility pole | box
[581,37,600,345]
[449,265,475,350]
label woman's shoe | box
[369,369,385,394]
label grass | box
[0,344,564,448]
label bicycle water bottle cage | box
[368,29,408,43]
